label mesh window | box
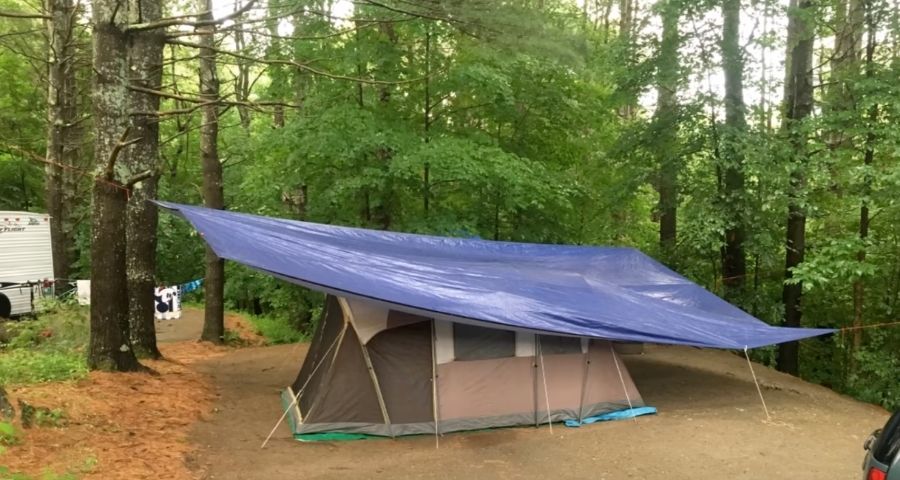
[538,335,582,355]
[453,323,515,361]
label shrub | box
[0,350,88,385]
[0,303,89,386]
[248,315,306,345]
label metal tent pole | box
[609,342,637,423]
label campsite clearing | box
[2,310,888,479]
[190,342,888,480]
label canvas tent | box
[284,294,643,437]
[158,202,833,438]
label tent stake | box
[537,339,553,434]
[743,346,772,422]
[610,343,637,423]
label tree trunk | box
[777,0,815,376]
[617,0,634,118]
[233,15,251,130]
[88,0,141,371]
[199,0,225,344]
[852,0,878,359]
[125,0,164,359]
[654,0,680,261]
[44,0,78,286]
[719,0,747,300]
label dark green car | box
[864,410,900,480]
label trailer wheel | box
[0,294,10,319]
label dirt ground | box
[189,343,889,480]
[1,307,258,479]
[2,308,891,480]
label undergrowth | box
[247,314,306,345]
[0,301,89,386]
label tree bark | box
[199,0,225,344]
[88,0,141,371]
[777,0,815,376]
[44,0,78,286]
[719,0,747,300]
[653,0,680,261]
[125,0,164,359]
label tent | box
[158,202,833,438]
[284,293,645,438]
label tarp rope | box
[609,343,637,423]
[743,346,772,422]
[537,339,553,434]
[260,329,343,449]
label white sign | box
[154,286,182,320]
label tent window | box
[538,335,582,355]
[453,323,515,361]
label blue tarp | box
[564,406,658,427]
[157,202,833,349]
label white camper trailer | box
[0,211,54,318]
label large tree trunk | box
[88,0,141,371]
[653,0,680,261]
[719,0,747,300]
[125,0,164,359]
[777,0,815,376]
[199,0,225,344]
[44,0,78,286]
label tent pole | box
[532,336,539,428]
[336,297,394,437]
[743,346,772,421]
[537,338,553,434]
[430,320,440,449]
[609,342,637,423]
[577,339,591,423]
[303,322,349,422]
[260,327,344,449]
[359,343,394,437]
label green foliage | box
[0,466,81,480]
[0,304,89,385]
[0,350,88,385]
[247,314,307,345]
[0,421,17,446]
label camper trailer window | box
[537,335,581,355]
[453,323,515,361]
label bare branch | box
[104,127,140,180]
[125,169,156,187]
[126,0,257,33]
[167,39,432,86]
[0,9,49,19]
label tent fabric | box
[158,202,833,349]
[287,294,646,437]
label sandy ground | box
[2,308,891,480]
[186,343,891,480]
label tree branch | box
[124,169,156,187]
[104,127,140,180]
[166,39,432,86]
[126,0,257,32]
[0,9,49,19]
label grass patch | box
[0,301,89,386]
[247,315,306,344]
[0,350,87,385]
